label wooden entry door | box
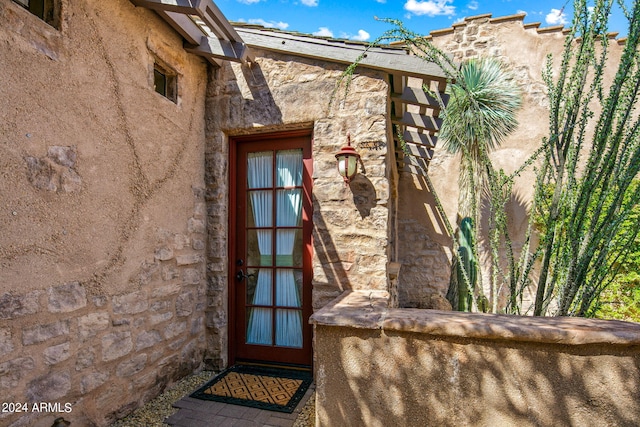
[230,131,313,367]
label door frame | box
[228,129,314,367]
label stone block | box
[78,312,109,341]
[137,260,160,285]
[153,282,181,297]
[187,217,205,234]
[167,336,187,351]
[136,330,163,350]
[102,331,133,361]
[192,239,205,250]
[93,295,108,307]
[81,371,109,394]
[0,291,40,319]
[191,317,205,335]
[0,327,13,357]
[112,290,148,315]
[194,203,207,220]
[150,300,170,312]
[173,234,190,250]
[164,321,187,340]
[24,156,57,191]
[0,357,35,389]
[208,238,227,258]
[183,268,202,285]
[116,354,147,377]
[150,311,173,325]
[26,371,71,401]
[48,281,87,313]
[161,266,180,281]
[176,291,194,317]
[75,347,95,371]
[112,318,131,327]
[60,167,82,193]
[43,342,71,365]
[154,247,174,261]
[23,320,70,345]
[176,254,204,266]
[47,145,77,167]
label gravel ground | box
[110,370,315,427]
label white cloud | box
[376,0,387,3]
[404,0,456,17]
[546,8,568,25]
[301,0,318,6]
[516,9,527,15]
[340,30,371,41]
[468,1,478,11]
[237,0,261,4]
[313,27,334,37]
[246,18,289,30]
[351,29,370,41]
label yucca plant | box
[439,58,522,312]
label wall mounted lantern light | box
[335,133,360,184]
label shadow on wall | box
[312,208,354,309]
[396,172,452,308]
[478,187,536,309]
[318,326,640,426]
[208,61,284,131]
[349,174,377,219]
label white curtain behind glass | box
[275,150,303,348]
[246,152,273,345]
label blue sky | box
[216,0,632,42]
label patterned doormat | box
[190,365,313,413]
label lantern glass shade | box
[337,153,358,181]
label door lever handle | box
[236,269,255,282]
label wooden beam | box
[390,74,404,118]
[160,10,204,45]
[401,130,437,147]
[131,0,201,15]
[401,155,430,170]
[235,27,448,80]
[395,143,434,160]
[185,36,248,62]
[396,144,433,160]
[392,86,449,109]
[202,0,246,44]
[392,112,442,132]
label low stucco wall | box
[311,291,640,427]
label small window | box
[13,0,59,28]
[154,63,178,103]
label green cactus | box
[456,217,477,311]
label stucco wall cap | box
[489,13,527,24]
[311,291,640,346]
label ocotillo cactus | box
[456,216,477,311]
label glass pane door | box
[245,149,304,348]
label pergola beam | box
[185,37,248,63]
[131,0,253,64]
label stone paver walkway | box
[164,383,315,427]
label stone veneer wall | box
[396,14,626,308]
[204,48,394,368]
[1,1,208,425]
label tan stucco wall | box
[312,291,640,427]
[396,14,627,308]
[1,0,208,425]
[204,49,394,368]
